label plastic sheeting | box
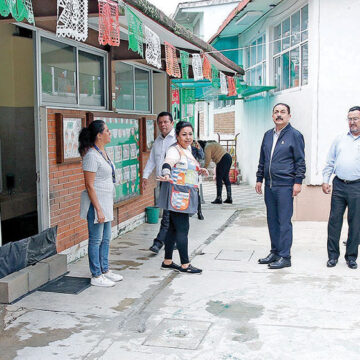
[0,239,28,279]
[0,226,58,279]
[27,226,58,266]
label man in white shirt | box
[142,112,176,253]
[322,106,360,269]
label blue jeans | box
[87,204,112,277]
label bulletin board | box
[94,116,141,204]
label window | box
[115,62,152,113]
[41,38,77,104]
[40,37,106,107]
[214,99,235,109]
[273,4,308,91]
[244,34,266,86]
[79,51,105,106]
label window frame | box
[114,60,153,115]
[213,99,235,110]
[38,31,108,110]
[244,34,266,86]
[272,4,309,92]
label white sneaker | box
[103,270,123,282]
[91,274,115,287]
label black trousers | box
[164,211,190,264]
[155,209,170,245]
[327,177,360,261]
[216,153,232,192]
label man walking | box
[323,106,360,269]
[255,103,306,269]
[143,112,176,254]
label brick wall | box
[47,109,156,252]
[214,111,235,134]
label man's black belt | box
[336,177,360,184]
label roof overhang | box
[209,0,283,44]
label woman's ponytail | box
[78,120,105,157]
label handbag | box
[158,145,199,214]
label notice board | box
[94,116,140,203]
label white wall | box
[233,0,314,185]
[233,0,360,186]
[180,2,238,41]
[314,0,360,184]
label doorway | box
[0,24,38,246]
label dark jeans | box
[327,177,360,261]
[216,153,232,195]
[264,185,294,258]
[164,211,190,264]
[155,209,170,245]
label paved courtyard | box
[1,182,357,360]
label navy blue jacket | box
[256,123,306,187]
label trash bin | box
[145,206,160,224]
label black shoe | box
[258,253,280,264]
[149,240,163,254]
[327,259,338,267]
[179,264,202,274]
[211,197,222,204]
[198,212,204,220]
[346,259,357,269]
[223,198,233,204]
[161,261,181,271]
[268,257,291,269]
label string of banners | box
[2,0,239,97]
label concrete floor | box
[0,182,357,360]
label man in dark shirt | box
[255,103,306,269]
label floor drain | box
[143,318,211,350]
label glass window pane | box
[301,43,309,85]
[262,35,266,61]
[251,40,256,66]
[263,62,266,85]
[256,65,262,85]
[274,57,281,91]
[246,70,250,83]
[246,48,250,68]
[301,5,309,41]
[115,62,134,110]
[78,51,104,106]
[282,18,290,51]
[41,37,76,104]
[290,47,300,88]
[135,68,150,112]
[274,24,281,54]
[282,52,290,90]
[250,68,256,85]
[291,11,301,46]
[257,36,263,63]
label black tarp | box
[0,238,29,279]
[26,226,57,266]
[0,226,58,279]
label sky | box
[147,0,197,17]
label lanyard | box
[93,145,116,184]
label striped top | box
[80,148,115,223]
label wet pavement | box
[1,182,358,360]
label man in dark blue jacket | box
[255,103,306,269]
